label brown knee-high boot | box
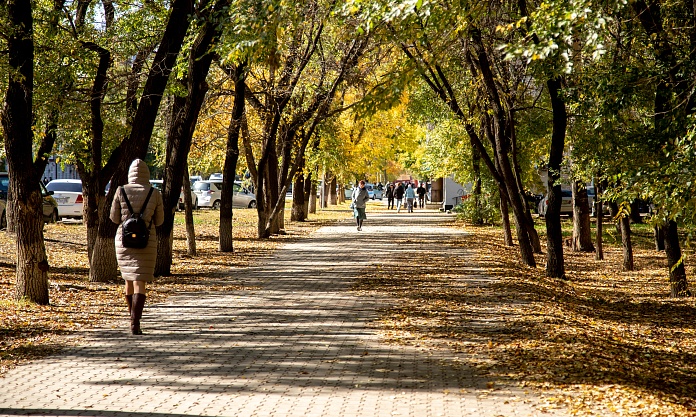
[125,294,133,314]
[131,293,146,335]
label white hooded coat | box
[110,159,165,282]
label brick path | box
[0,209,568,416]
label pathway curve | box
[0,207,567,416]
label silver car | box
[193,180,256,209]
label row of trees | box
[2,0,693,303]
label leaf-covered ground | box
[0,207,345,376]
[354,218,696,416]
[2,206,695,416]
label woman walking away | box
[110,159,164,335]
[405,183,416,213]
[351,180,370,231]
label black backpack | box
[120,186,154,249]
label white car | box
[46,179,83,219]
[193,180,256,209]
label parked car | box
[366,183,383,200]
[193,180,256,209]
[46,179,83,220]
[345,183,383,200]
[1,173,60,223]
[208,173,223,181]
[149,179,199,210]
[538,189,573,217]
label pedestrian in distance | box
[405,183,416,213]
[395,182,405,213]
[110,159,165,335]
[351,180,370,231]
[385,183,395,209]
[417,182,427,209]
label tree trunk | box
[510,116,541,253]
[500,191,513,246]
[329,176,337,205]
[303,174,312,218]
[663,220,690,297]
[544,77,567,279]
[609,202,633,271]
[571,181,595,252]
[608,201,621,235]
[291,172,306,222]
[337,182,346,204]
[90,232,119,282]
[2,0,50,304]
[82,177,103,267]
[182,162,196,256]
[219,61,246,252]
[654,226,665,251]
[471,30,535,267]
[157,4,223,269]
[472,143,483,225]
[6,188,17,233]
[309,181,317,214]
[595,184,604,261]
[619,214,633,271]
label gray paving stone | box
[0,211,572,417]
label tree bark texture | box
[182,162,196,256]
[76,40,111,282]
[471,143,483,225]
[595,185,604,261]
[303,174,312,218]
[219,61,246,252]
[510,116,541,253]
[608,202,634,271]
[309,181,317,214]
[544,77,567,279]
[499,192,513,246]
[571,181,595,252]
[663,220,689,296]
[654,226,665,251]
[291,172,306,222]
[329,176,337,205]
[2,0,50,304]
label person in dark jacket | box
[394,182,405,213]
[385,183,395,209]
[417,182,427,209]
[110,159,165,335]
[351,180,370,231]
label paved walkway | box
[0,208,566,416]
